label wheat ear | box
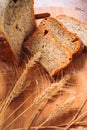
[3,75,70,130]
[33,74,70,105]
[23,75,71,129]
[35,97,75,130]
[26,75,71,128]
[0,52,41,114]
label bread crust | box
[39,17,83,56]
[57,15,87,26]
[57,15,86,50]
[0,29,17,63]
[24,28,72,76]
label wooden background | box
[0,0,87,130]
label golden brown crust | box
[39,17,84,56]
[56,15,87,26]
[24,28,72,76]
[56,15,87,54]
[0,32,17,63]
[56,15,85,54]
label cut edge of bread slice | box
[56,15,87,48]
[39,17,83,56]
[24,28,72,76]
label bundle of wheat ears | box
[0,50,87,130]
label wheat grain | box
[24,75,71,128]
[0,52,41,114]
[34,75,70,104]
[35,97,75,130]
[3,75,71,130]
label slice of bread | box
[24,29,72,76]
[0,0,36,63]
[39,17,83,56]
[56,15,87,48]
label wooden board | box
[0,7,87,130]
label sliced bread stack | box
[39,17,83,56]
[56,15,87,48]
[0,0,36,63]
[24,29,72,76]
[24,16,84,76]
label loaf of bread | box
[39,17,83,56]
[56,15,87,48]
[0,28,16,63]
[0,0,36,63]
[24,29,72,76]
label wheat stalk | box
[35,97,75,130]
[76,121,87,126]
[11,120,87,130]
[64,103,87,130]
[0,52,41,114]
[31,125,64,129]
[10,120,87,130]
[64,97,87,130]
[3,75,71,130]
[22,75,71,129]
[12,125,64,130]
[0,91,37,128]
[25,100,48,129]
